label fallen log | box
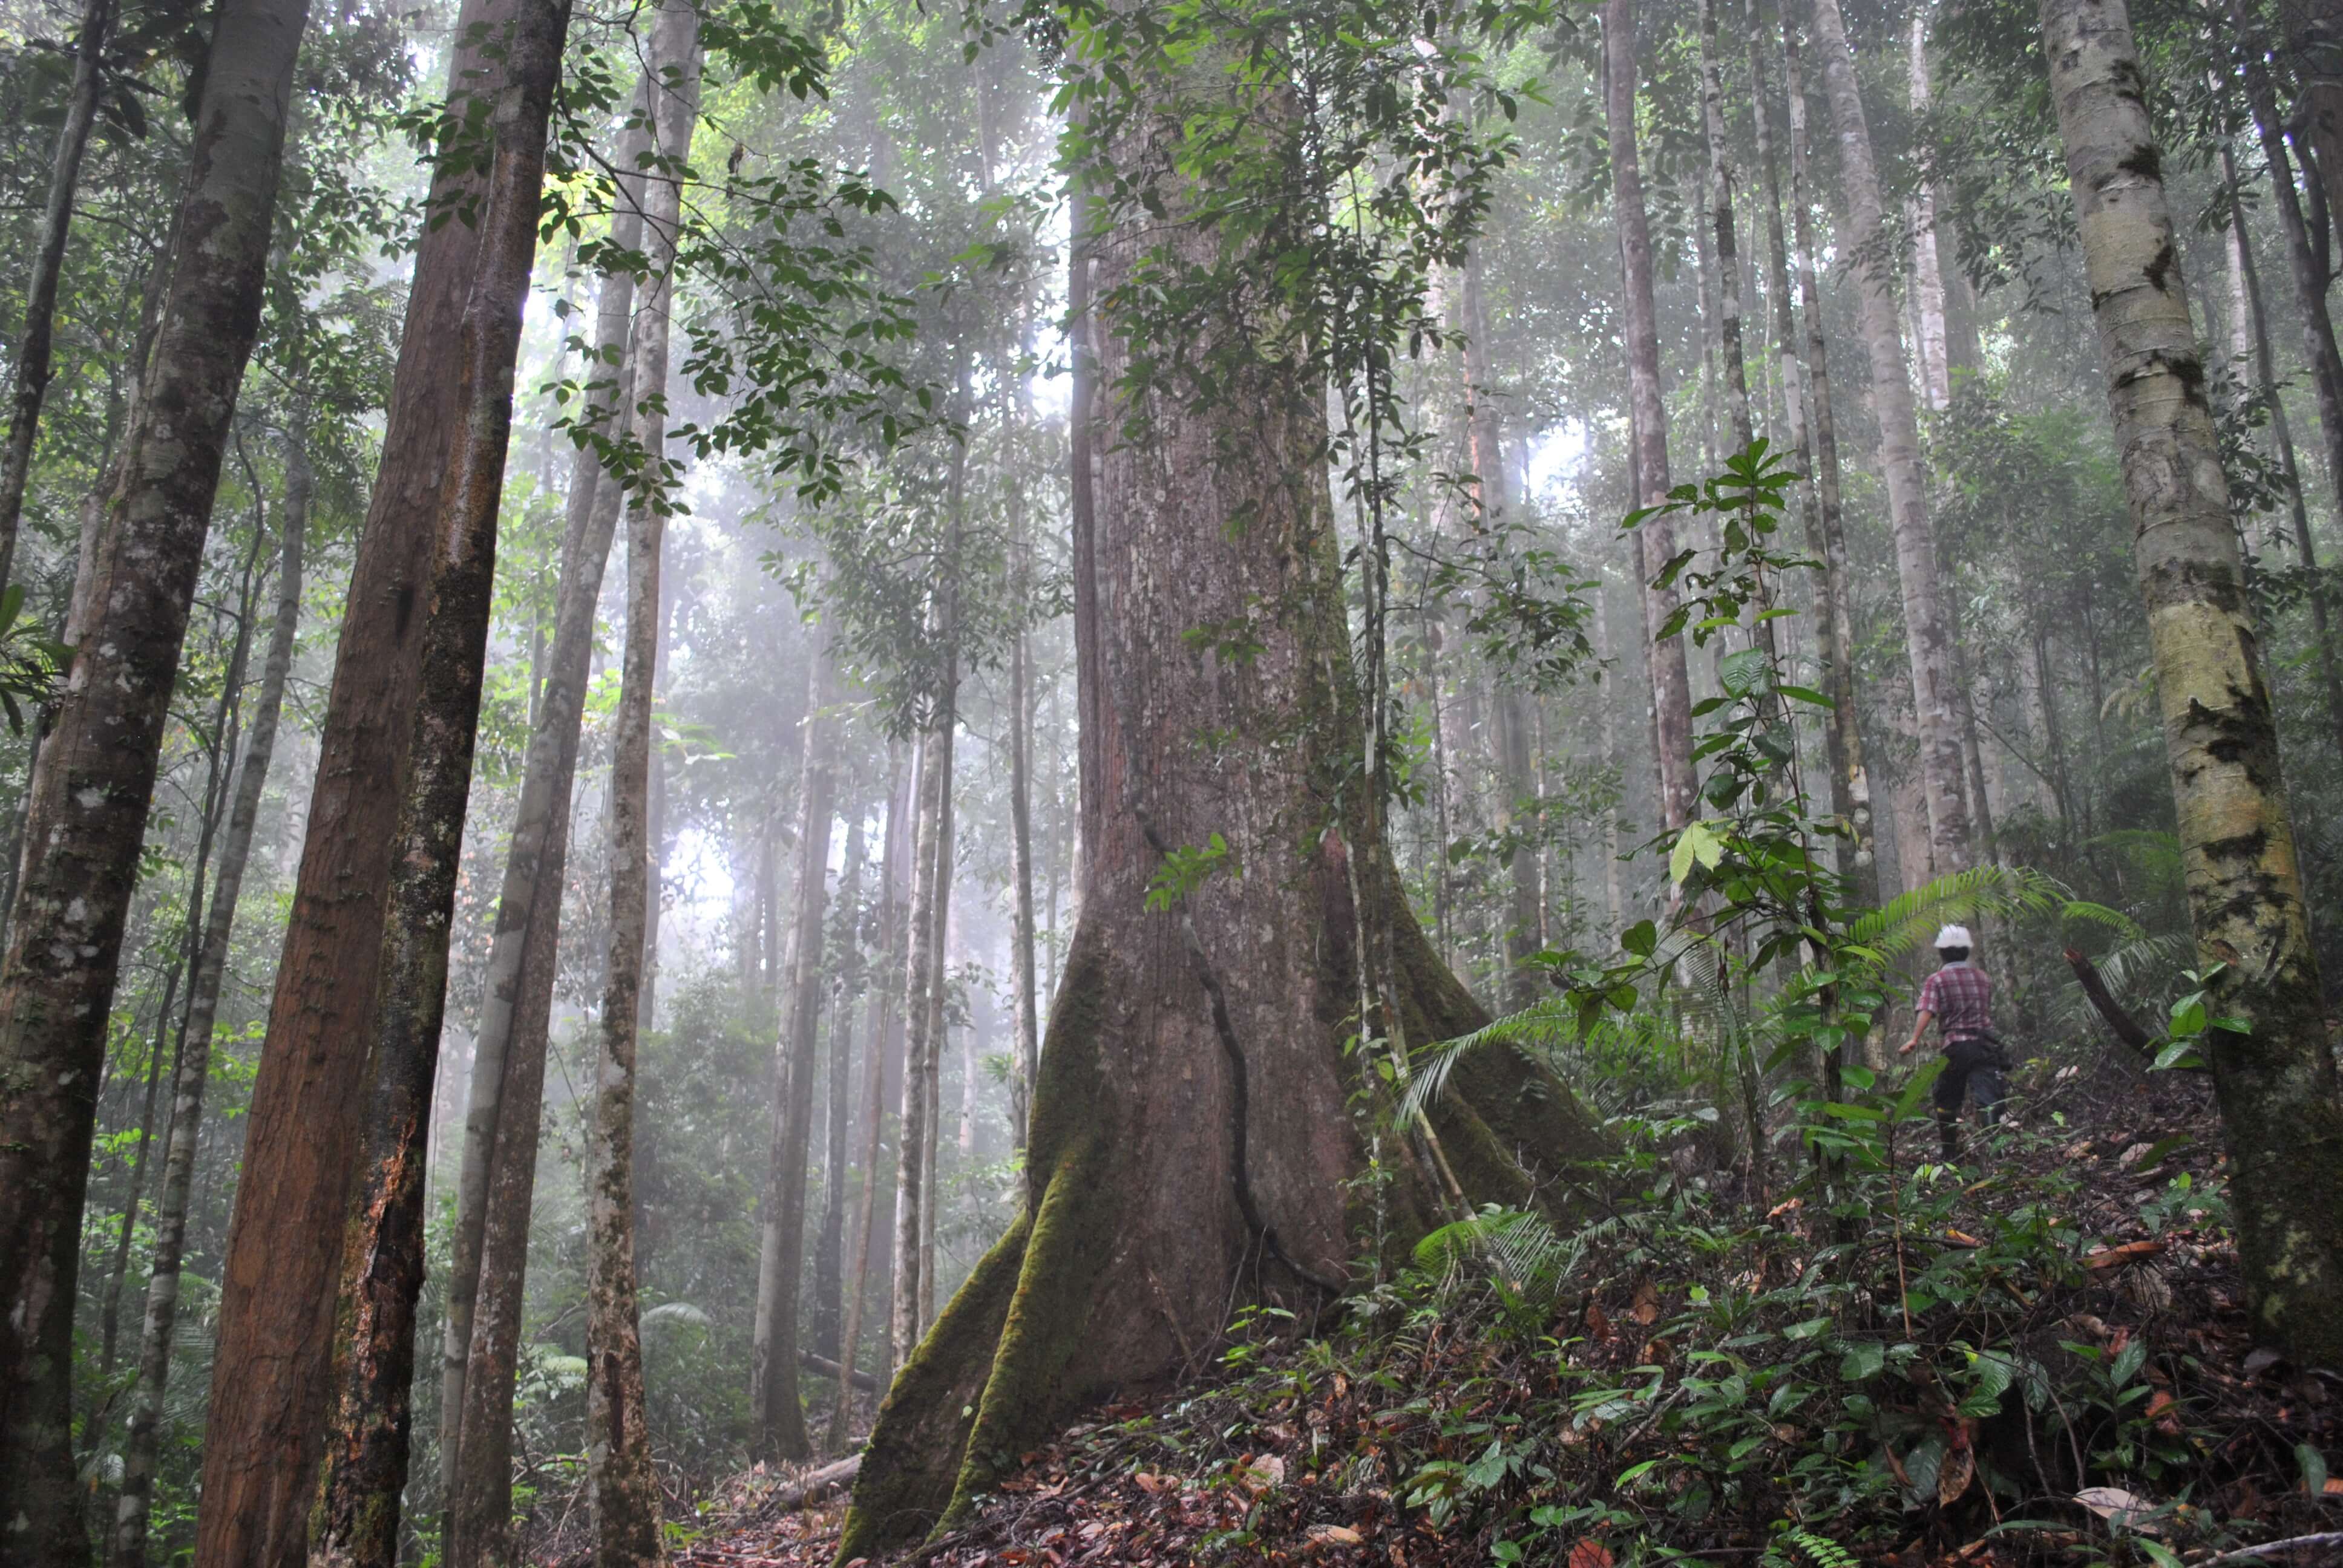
[772,1453,861,1513]
[799,1348,880,1393]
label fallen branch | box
[768,1453,861,1514]
[2063,948,2203,1072]
[2197,1532,2343,1564]
[799,1348,880,1393]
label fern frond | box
[1844,865,2068,962]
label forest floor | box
[575,1059,2343,1567]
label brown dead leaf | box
[1938,1445,1976,1506]
[1567,1540,1614,1568]
[1631,1281,1660,1325]
[1237,1454,1286,1495]
[1134,1472,1173,1494]
[1307,1524,1365,1548]
[1584,1301,1613,1342]
[2086,1240,2166,1270]
[2146,1390,2182,1435]
[2324,1478,2343,1497]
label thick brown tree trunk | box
[306,0,572,1553]
[834,64,1609,1561]
[753,648,839,1462]
[196,3,510,1555]
[587,8,700,1559]
[0,0,310,1544]
[438,83,652,1536]
[1807,0,1973,876]
[1605,0,1698,837]
[112,418,309,1568]
[2042,0,2343,1370]
[0,0,114,587]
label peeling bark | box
[0,0,311,1545]
[2041,0,2343,1370]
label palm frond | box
[1844,864,2069,962]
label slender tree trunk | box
[752,648,838,1463]
[2278,0,2343,254]
[1699,0,1754,452]
[1780,15,1880,901]
[100,970,177,1382]
[2042,0,2343,1369]
[1808,0,1973,875]
[0,0,114,587]
[197,3,512,1553]
[1605,0,1698,835]
[917,763,955,1333]
[438,83,651,1532]
[1907,11,1953,411]
[306,0,572,1553]
[1069,174,1106,854]
[586,8,700,1559]
[1008,612,1040,1146]
[831,754,906,1450]
[891,701,951,1368]
[837,56,1608,1553]
[112,419,309,1568]
[813,817,865,1362]
[0,0,311,1544]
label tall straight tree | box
[0,0,115,586]
[112,419,310,1568]
[752,645,839,1462]
[837,32,1607,1557]
[439,80,653,1539]
[1604,0,1697,836]
[0,0,311,1546]
[587,4,701,1557]
[1782,12,1878,896]
[813,811,868,1356]
[1806,0,1973,875]
[197,3,513,1554]
[2041,0,2343,1370]
[305,0,574,1553]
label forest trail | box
[591,1063,2341,1568]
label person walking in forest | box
[1899,924,2007,1160]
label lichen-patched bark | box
[200,5,509,1557]
[113,419,310,1568]
[0,0,310,1550]
[2040,0,2343,1370]
[834,66,1608,1563]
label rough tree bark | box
[0,0,115,587]
[112,419,309,1568]
[306,0,572,1554]
[196,3,509,1555]
[2040,0,2343,1370]
[0,0,310,1546]
[834,58,1609,1561]
[438,77,652,1541]
[587,6,701,1559]
[1605,0,1698,836]
[753,647,839,1463]
[2276,0,2343,255]
[1807,0,1973,875]
[1907,10,1952,412]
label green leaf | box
[1838,1342,1885,1381]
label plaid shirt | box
[1918,961,1995,1043]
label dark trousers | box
[1933,1036,2007,1152]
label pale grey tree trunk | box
[752,647,838,1463]
[2042,0,2343,1370]
[437,80,650,1521]
[1604,0,1698,836]
[586,6,700,1561]
[1907,8,1953,411]
[1807,0,1973,875]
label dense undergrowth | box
[658,1045,2339,1568]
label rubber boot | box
[1938,1117,1963,1165]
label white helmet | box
[1935,924,1973,950]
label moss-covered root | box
[832,1214,1029,1564]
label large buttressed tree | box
[834,8,1606,1557]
